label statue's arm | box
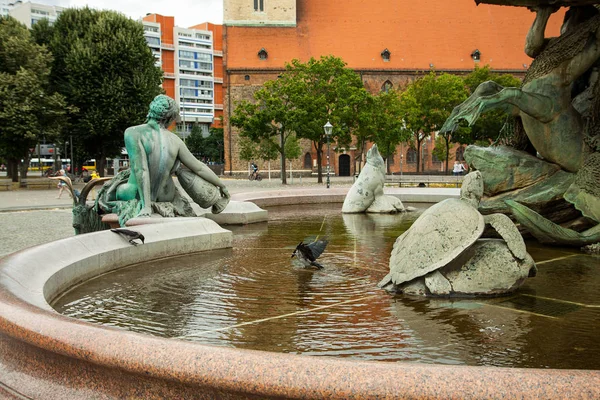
[177,143,229,197]
[566,26,600,82]
[525,7,555,58]
[124,130,152,214]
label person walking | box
[56,169,71,199]
[453,161,465,176]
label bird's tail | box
[310,261,324,270]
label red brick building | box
[223,0,564,176]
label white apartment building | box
[7,0,63,28]
[174,26,215,135]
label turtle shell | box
[386,198,484,286]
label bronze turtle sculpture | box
[378,171,536,297]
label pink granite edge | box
[0,290,598,399]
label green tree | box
[231,77,300,184]
[0,16,69,182]
[357,90,410,173]
[285,56,368,183]
[399,72,469,173]
[187,125,225,163]
[39,8,163,176]
[431,135,447,166]
[186,125,205,157]
[458,65,522,145]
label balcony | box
[213,50,223,57]
[161,43,175,50]
[214,104,224,110]
[163,72,176,79]
[214,77,223,83]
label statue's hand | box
[220,186,230,199]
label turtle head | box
[460,171,483,208]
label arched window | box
[388,153,394,165]
[455,146,465,161]
[258,48,268,60]
[407,148,417,163]
[303,152,312,169]
[381,80,393,93]
[432,152,441,163]
[381,48,391,62]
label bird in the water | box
[111,228,145,245]
[291,238,328,269]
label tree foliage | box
[231,56,366,184]
[284,56,368,182]
[399,72,469,172]
[187,126,225,163]
[38,8,163,176]
[0,16,69,181]
[357,89,411,173]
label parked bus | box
[28,158,55,172]
[28,158,71,175]
[82,159,96,171]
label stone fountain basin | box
[1,190,598,399]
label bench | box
[385,175,464,188]
[0,181,12,191]
[19,179,56,190]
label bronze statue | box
[91,95,230,229]
[442,3,600,248]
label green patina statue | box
[441,3,600,249]
[95,95,230,227]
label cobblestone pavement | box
[0,209,74,258]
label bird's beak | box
[291,251,295,258]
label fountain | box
[1,1,600,397]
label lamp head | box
[323,121,333,137]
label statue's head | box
[146,95,178,128]
[460,170,483,208]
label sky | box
[36,0,223,27]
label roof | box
[225,0,565,71]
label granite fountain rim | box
[0,188,598,399]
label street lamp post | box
[400,153,403,180]
[323,121,333,189]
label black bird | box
[111,228,145,245]
[291,238,328,269]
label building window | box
[432,153,441,163]
[381,80,393,93]
[145,37,160,46]
[381,48,391,62]
[471,49,481,62]
[179,50,196,59]
[407,148,417,163]
[455,146,465,161]
[254,0,264,12]
[388,153,394,165]
[244,75,250,81]
[258,48,268,60]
